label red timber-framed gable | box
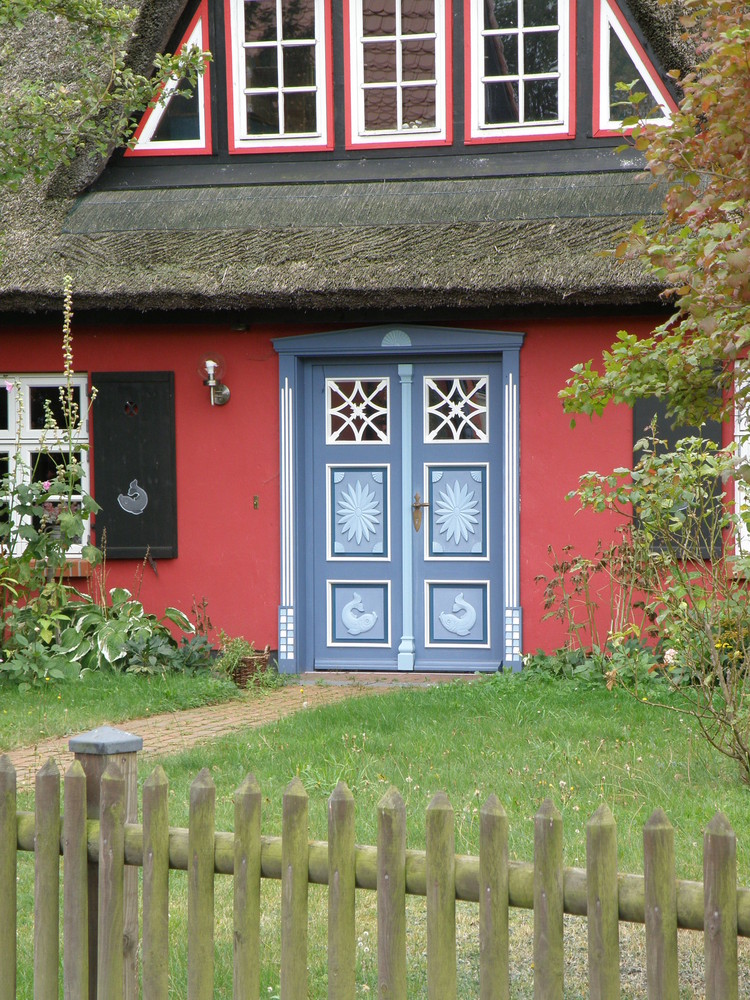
[124,0,680,162]
[592,0,678,137]
[125,0,213,157]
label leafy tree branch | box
[560,0,750,429]
[0,0,209,188]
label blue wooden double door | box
[309,358,504,671]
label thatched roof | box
[0,0,691,317]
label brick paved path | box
[6,671,471,787]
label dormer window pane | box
[524,78,557,120]
[525,31,557,74]
[284,45,316,86]
[282,0,315,37]
[245,0,277,42]
[402,85,436,127]
[246,47,278,88]
[485,35,518,76]
[247,94,279,132]
[402,0,434,34]
[485,0,517,31]
[364,88,398,130]
[485,81,519,124]
[285,91,317,130]
[402,38,435,81]
[364,0,397,36]
[524,0,557,28]
[364,41,398,82]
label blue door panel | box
[310,358,503,670]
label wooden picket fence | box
[1,753,749,1000]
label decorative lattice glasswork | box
[326,378,390,443]
[424,376,489,442]
[427,465,487,557]
[329,466,389,558]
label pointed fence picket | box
[1,745,749,1000]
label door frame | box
[273,324,524,674]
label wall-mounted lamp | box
[198,354,230,406]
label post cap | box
[69,725,144,755]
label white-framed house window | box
[465,0,575,143]
[126,0,213,157]
[225,0,333,152]
[592,0,676,136]
[345,0,451,148]
[0,376,91,558]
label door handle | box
[412,493,429,532]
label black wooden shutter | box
[92,372,177,559]
[632,396,723,557]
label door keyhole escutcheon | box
[412,493,429,533]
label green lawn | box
[145,673,748,881]
[0,669,240,751]
[9,670,750,998]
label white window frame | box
[345,0,450,148]
[126,0,212,157]
[226,0,333,153]
[0,375,91,559]
[593,0,676,136]
[466,0,575,143]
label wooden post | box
[479,794,509,1000]
[69,726,143,1000]
[533,799,563,1000]
[377,787,407,1000]
[704,812,738,1000]
[281,777,309,1000]
[143,766,170,1000]
[98,764,126,1000]
[234,773,262,1000]
[643,808,678,1000]
[426,791,456,1000]
[64,761,90,999]
[328,781,356,1000]
[0,756,17,1000]
[586,803,620,1000]
[188,769,216,1000]
[35,759,61,1000]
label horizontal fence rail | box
[1,749,748,1000]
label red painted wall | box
[2,310,663,658]
[3,313,289,647]
[518,314,651,653]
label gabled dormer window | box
[225,0,333,152]
[465,0,575,143]
[126,0,212,156]
[593,0,677,136]
[345,0,451,148]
